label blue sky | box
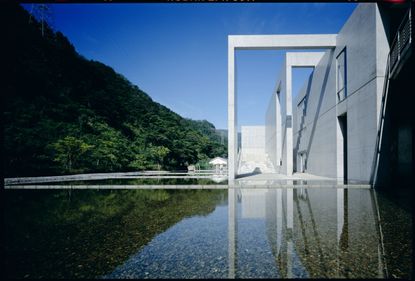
[23,3,357,130]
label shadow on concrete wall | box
[294,71,315,172]
[236,167,262,179]
[304,51,334,171]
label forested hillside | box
[4,4,227,177]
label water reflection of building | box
[240,189,266,219]
[228,188,387,278]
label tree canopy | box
[4,4,227,177]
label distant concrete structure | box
[241,126,265,159]
[228,3,414,186]
[239,126,274,174]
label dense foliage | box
[4,4,227,177]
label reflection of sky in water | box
[105,188,410,279]
[235,205,309,278]
[105,206,229,279]
[236,189,308,278]
[236,204,281,278]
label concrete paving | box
[4,171,218,185]
[4,172,370,190]
[237,172,333,181]
[3,184,228,190]
[4,183,370,189]
[234,172,371,188]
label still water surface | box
[4,188,412,279]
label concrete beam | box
[286,52,326,68]
[229,34,337,50]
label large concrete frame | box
[228,35,337,182]
[267,52,326,175]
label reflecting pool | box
[4,188,412,279]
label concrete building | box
[209,157,227,174]
[228,3,414,187]
[239,126,275,174]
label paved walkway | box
[237,151,275,174]
[234,172,371,188]
[4,171,371,189]
[4,171,218,185]
[236,172,334,181]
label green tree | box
[4,3,227,176]
[128,155,147,171]
[51,136,93,173]
[149,145,170,170]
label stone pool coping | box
[3,172,221,185]
[4,184,371,189]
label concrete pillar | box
[276,92,282,167]
[286,188,293,278]
[276,188,282,254]
[228,41,237,183]
[228,188,237,278]
[285,61,293,175]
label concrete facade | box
[229,3,391,184]
[241,126,266,160]
[292,4,388,183]
[239,126,275,174]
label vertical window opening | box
[336,48,347,102]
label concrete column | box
[276,188,282,254]
[336,117,344,182]
[286,188,293,229]
[337,188,344,243]
[276,92,282,167]
[336,189,344,277]
[285,62,293,175]
[228,188,237,278]
[228,42,237,183]
[286,188,293,278]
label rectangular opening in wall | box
[336,48,347,103]
[338,114,348,184]
[298,151,306,173]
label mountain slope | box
[4,4,227,177]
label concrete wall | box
[292,3,389,182]
[241,126,266,162]
[266,90,281,169]
[336,3,389,182]
[293,50,337,178]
